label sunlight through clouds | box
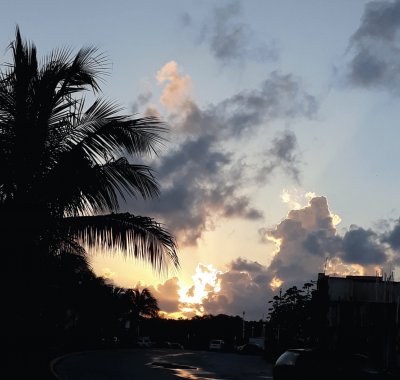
[269,276,283,291]
[178,263,223,315]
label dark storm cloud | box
[197,0,277,65]
[347,0,400,92]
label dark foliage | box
[266,282,316,358]
[0,28,178,378]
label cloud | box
[198,197,394,319]
[136,134,262,246]
[132,63,317,246]
[148,277,181,314]
[208,71,318,137]
[151,196,399,320]
[156,61,192,111]
[346,0,400,92]
[180,11,192,27]
[257,131,301,183]
[132,90,152,114]
[266,197,336,285]
[202,258,273,320]
[384,221,400,251]
[198,1,278,65]
[341,226,387,265]
[266,196,393,283]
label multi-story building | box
[315,273,400,369]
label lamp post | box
[242,311,245,342]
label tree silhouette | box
[267,282,315,357]
[0,28,178,376]
[122,287,159,339]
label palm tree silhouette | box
[0,27,178,272]
[124,288,160,338]
[0,27,178,373]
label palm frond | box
[64,100,166,162]
[64,213,179,274]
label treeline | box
[139,314,265,350]
[265,281,321,359]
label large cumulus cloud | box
[203,197,399,319]
[151,196,400,320]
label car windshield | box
[275,351,301,366]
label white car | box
[209,339,224,350]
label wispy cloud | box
[346,0,400,93]
[257,131,302,184]
[184,0,277,66]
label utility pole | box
[242,311,245,342]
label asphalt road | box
[52,348,273,380]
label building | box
[315,273,400,369]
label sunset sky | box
[3,0,400,320]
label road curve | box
[52,348,273,380]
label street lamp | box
[242,311,245,341]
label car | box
[153,341,184,349]
[236,343,263,355]
[169,342,184,350]
[273,348,384,380]
[137,336,152,348]
[154,340,172,348]
[209,339,225,350]
[100,335,119,347]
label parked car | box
[236,343,263,355]
[273,348,384,380]
[169,342,184,350]
[154,340,172,348]
[100,335,119,347]
[209,339,225,350]
[137,336,152,348]
[153,341,184,349]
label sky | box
[3,0,400,320]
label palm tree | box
[124,287,160,338]
[0,27,178,369]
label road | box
[52,348,273,380]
